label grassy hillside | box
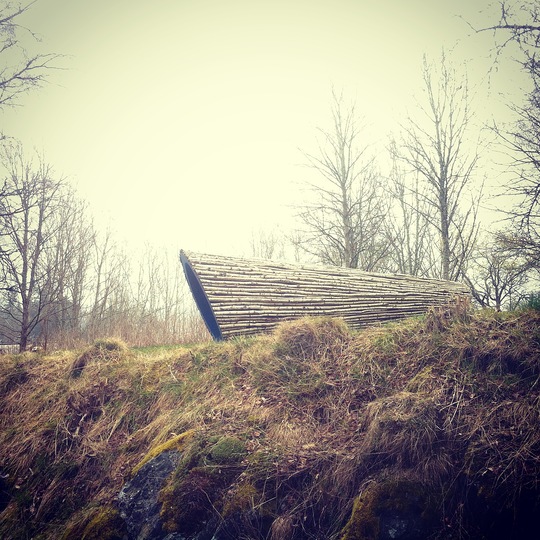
[0,302,539,539]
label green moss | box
[157,435,248,535]
[132,429,195,475]
[208,436,246,464]
[340,494,380,540]
[81,506,126,540]
[59,505,124,540]
[222,482,259,517]
[339,478,437,540]
[159,467,219,535]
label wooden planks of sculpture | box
[179,250,470,341]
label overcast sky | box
[2,0,529,257]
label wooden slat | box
[180,250,469,340]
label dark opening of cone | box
[180,250,222,340]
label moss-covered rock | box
[80,506,126,540]
[159,467,219,536]
[132,429,195,475]
[156,434,249,535]
[118,450,183,540]
[208,436,246,464]
[340,478,438,540]
[222,482,259,517]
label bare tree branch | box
[295,91,390,271]
[0,1,62,112]
[392,52,482,281]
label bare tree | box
[0,0,60,111]
[249,228,286,260]
[0,148,205,348]
[494,226,540,276]
[130,245,194,345]
[392,53,482,281]
[385,158,438,277]
[476,0,540,87]
[495,90,540,247]
[296,92,389,270]
[158,250,190,341]
[39,192,95,348]
[0,142,64,350]
[85,227,132,339]
[0,1,62,224]
[475,2,540,262]
[465,232,530,310]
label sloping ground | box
[0,303,539,539]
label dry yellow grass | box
[0,305,539,539]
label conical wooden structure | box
[180,250,469,341]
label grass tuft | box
[70,338,129,377]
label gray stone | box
[379,506,429,540]
[118,450,181,540]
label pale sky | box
[2,0,529,257]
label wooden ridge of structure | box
[179,250,470,341]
